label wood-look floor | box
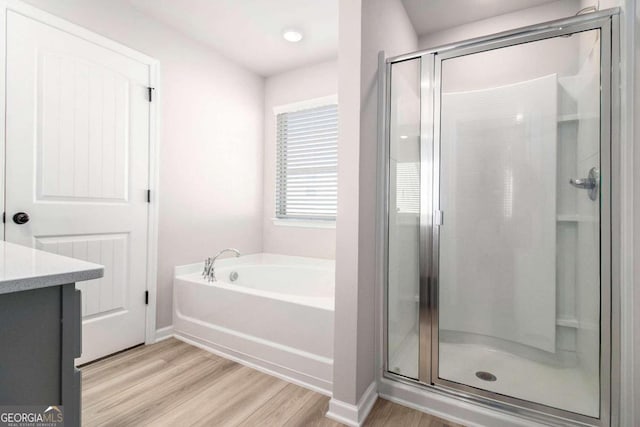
[81,338,462,427]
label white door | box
[5,11,151,364]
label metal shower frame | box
[380,8,620,427]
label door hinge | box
[2,212,4,224]
[147,189,151,203]
[145,291,149,305]
[147,87,155,102]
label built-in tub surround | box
[173,253,334,394]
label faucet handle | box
[202,257,212,277]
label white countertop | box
[0,241,104,294]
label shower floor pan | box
[389,332,598,417]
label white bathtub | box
[173,253,334,394]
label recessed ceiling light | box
[283,29,303,43]
[400,135,408,139]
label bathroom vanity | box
[0,242,103,427]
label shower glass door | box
[385,12,615,425]
[433,26,608,421]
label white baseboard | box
[154,325,174,342]
[326,382,378,427]
[173,331,332,396]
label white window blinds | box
[276,104,338,221]
[396,162,420,214]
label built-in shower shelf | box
[558,114,580,122]
[557,113,598,123]
[556,317,580,328]
[557,214,596,222]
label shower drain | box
[475,371,497,382]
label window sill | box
[271,218,336,229]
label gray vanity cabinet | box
[0,242,103,427]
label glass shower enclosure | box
[383,10,617,426]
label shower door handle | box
[569,167,599,201]
[569,178,595,189]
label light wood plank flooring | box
[81,338,462,426]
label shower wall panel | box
[439,75,558,352]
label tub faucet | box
[203,248,241,282]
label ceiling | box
[401,0,562,36]
[127,0,338,77]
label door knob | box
[569,167,599,201]
[12,212,30,225]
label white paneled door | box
[5,11,151,364]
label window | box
[276,103,338,221]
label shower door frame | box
[382,9,620,427]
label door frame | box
[380,9,621,427]
[0,0,161,346]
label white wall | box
[19,0,265,329]
[330,0,364,413]
[418,0,582,49]
[262,60,338,259]
[330,0,418,413]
